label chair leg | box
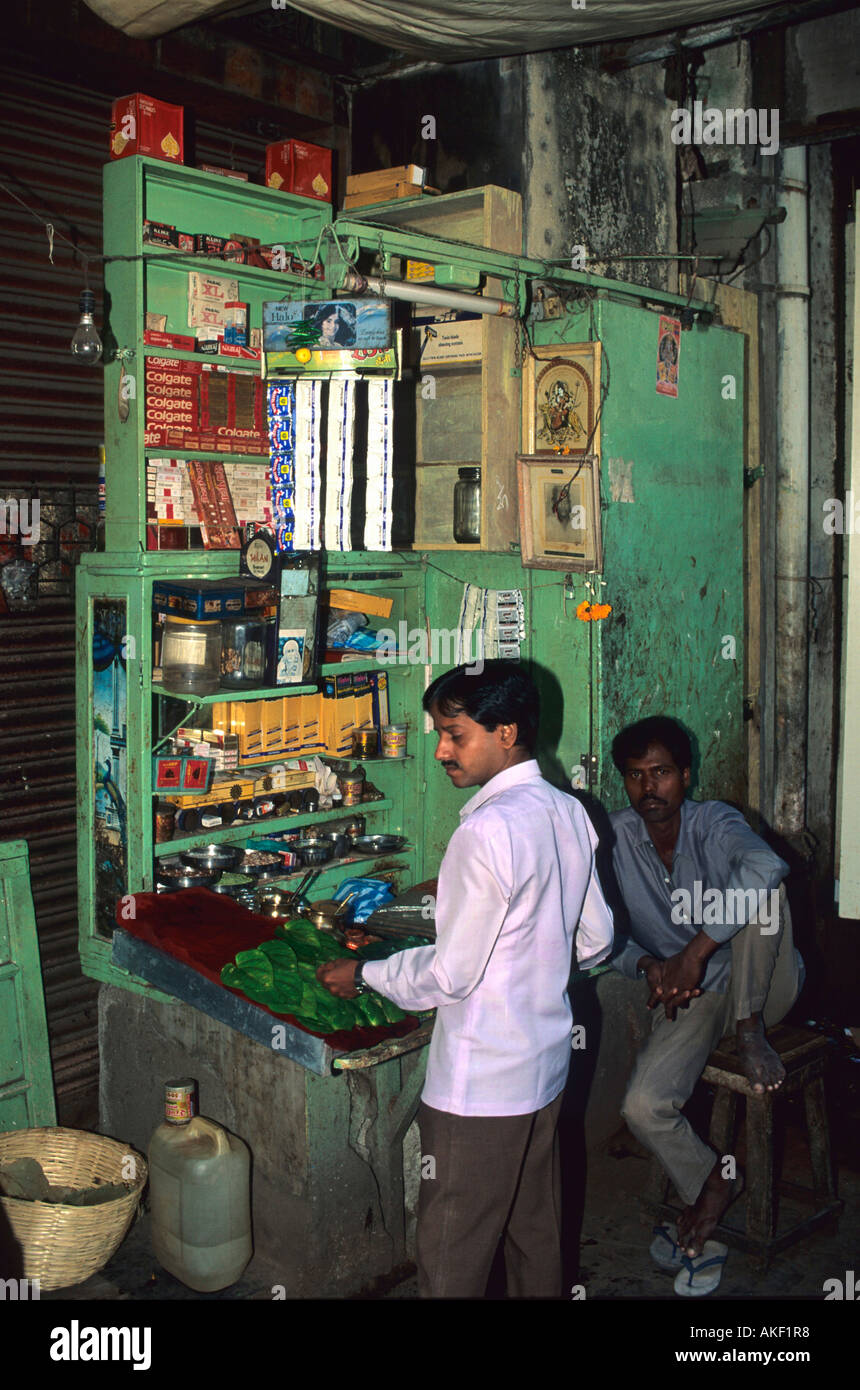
[803,1075,837,1202]
[709,1087,738,1162]
[744,1094,775,1262]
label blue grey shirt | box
[609,799,789,992]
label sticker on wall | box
[656,315,681,398]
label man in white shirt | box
[318,661,614,1297]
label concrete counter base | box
[98,985,427,1297]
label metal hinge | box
[744,466,765,488]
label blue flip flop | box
[649,1223,684,1271]
[674,1242,729,1297]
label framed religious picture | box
[522,342,601,456]
[516,453,603,572]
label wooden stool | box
[642,1024,843,1270]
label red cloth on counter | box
[115,889,419,1052]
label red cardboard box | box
[110,94,184,164]
[265,139,332,202]
[143,330,198,351]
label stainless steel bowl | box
[352,834,408,856]
[156,858,221,890]
[318,831,349,858]
[294,838,334,866]
[180,843,243,873]
[228,848,293,879]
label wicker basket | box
[0,1127,147,1290]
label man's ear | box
[682,767,691,788]
[497,722,519,749]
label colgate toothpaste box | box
[110,94,184,164]
[265,139,332,202]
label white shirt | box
[362,760,614,1117]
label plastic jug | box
[148,1079,252,1292]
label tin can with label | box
[338,769,365,806]
[381,723,408,757]
[353,727,378,758]
[164,1078,196,1125]
[155,800,176,842]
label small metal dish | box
[180,843,243,873]
[156,859,221,890]
[228,848,293,879]
[294,838,334,866]
[352,834,408,856]
[318,831,349,858]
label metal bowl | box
[228,848,293,879]
[179,843,243,873]
[156,859,221,890]
[352,834,408,856]
[294,838,334,866]
[318,831,349,858]
[211,879,255,898]
[256,888,295,918]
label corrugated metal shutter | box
[0,68,274,1124]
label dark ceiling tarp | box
[84,0,790,57]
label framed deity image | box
[516,453,603,572]
[522,342,601,456]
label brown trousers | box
[415,1091,565,1298]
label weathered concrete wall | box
[523,49,677,290]
[352,57,525,194]
[351,47,677,290]
[806,143,840,882]
[99,986,426,1295]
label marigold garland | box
[576,601,612,622]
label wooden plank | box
[403,184,522,551]
[0,839,57,1130]
[482,185,523,553]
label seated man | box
[609,716,803,1269]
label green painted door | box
[0,841,57,1131]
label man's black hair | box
[423,661,539,754]
[611,716,692,774]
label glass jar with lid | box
[161,616,221,696]
[453,466,481,544]
[220,617,271,690]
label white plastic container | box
[149,1082,252,1292]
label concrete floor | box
[40,1074,857,1305]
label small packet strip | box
[364,378,393,551]
[293,378,322,550]
[455,584,525,662]
[324,377,355,551]
[268,382,296,551]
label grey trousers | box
[415,1091,564,1298]
[621,884,802,1205]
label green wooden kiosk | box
[77,156,746,1293]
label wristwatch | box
[353,961,370,995]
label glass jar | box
[220,617,271,690]
[162,616,221,696]
[453,466,481,544]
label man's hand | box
[638,956,666,1010]
[316,958,359,998]
[658,943,709,1019]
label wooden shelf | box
[153,800,395,855]
[144,448,268,465]
[213,845,415,889]
[143,346,262,369]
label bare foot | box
[736,1015,785,1094]
[677,1163,743,1257]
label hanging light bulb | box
[71,289,103,365]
